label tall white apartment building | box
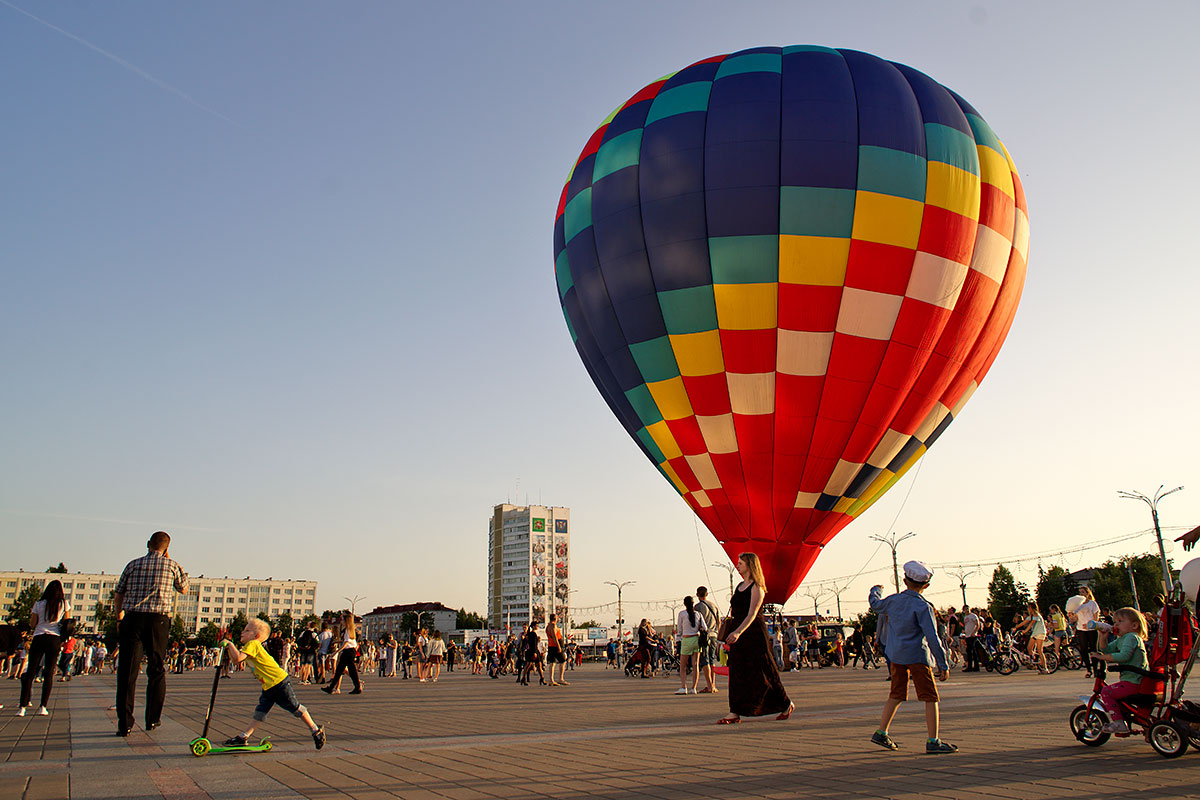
[0,569,317,635]
[488,504,569,631]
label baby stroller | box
[624,646,654,677]
[1069,588,1197,758]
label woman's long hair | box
[342,612,356,639]
[684,596,696,628]
[41,580,64,623]
[738,552,768,593]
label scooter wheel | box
[260,739,272,752]
[190,738,211,757]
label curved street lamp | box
[1119,485,1184,592]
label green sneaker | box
[925,739,959,754]
[871,731,899,751]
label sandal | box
[776,702,795,721]
[717,716,741,725]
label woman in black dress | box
[718,552,793,724]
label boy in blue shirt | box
[868,560,957,754]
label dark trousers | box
[964,636,982,669]
[115,612,170,731]
[1075,629,1106,678]
[330,649,360,690]
[20,634,61,708]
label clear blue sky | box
[2,1,1197,624]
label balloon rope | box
[695,516,713,591]
[845,459,926,587]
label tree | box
[256,611,271,625]
[456,608,486,629]
[1088,554,1167,611]
[6,583,43,625]
[229,611,249,643]
[322,609,351,625]
[400,612,421,633]
[1035,565,1077,614]
[298,613,321,631]
[170,614,188,643]
[195,622,220,649]
[276,611,295,639]
[573,619,602,629]
[46,563,68,574]
[987,565,1031,631]
[93,589,119,646]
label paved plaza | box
[3,662,1200,799]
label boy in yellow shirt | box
[221,619,326,749]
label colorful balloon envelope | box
[553,46,1028,603]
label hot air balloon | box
[553,46,1028,604]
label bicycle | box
[999,634,1058,674]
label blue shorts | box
[253,678,306,721]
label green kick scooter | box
[189,654,272,756]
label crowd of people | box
[11,526,1198,757]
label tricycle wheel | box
[1070,704,1110,746]
[1149,722,1189,758]
[190,738,211,757]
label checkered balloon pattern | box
[554,46,1028,603]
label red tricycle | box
[1069,588,1198,758]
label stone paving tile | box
[23,773,70,800]
[40,663,1200,799]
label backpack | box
[297,629,318,653]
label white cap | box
[903,560,934,583]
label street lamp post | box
[801,584,826,619]
[947,569,976,609]
[604,580,635,663]
[711,561,736,597]
[827,581,850,620]
[870,532,916,594]
[1119,486,1184,593]
[344,594,366,634]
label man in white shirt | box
[961,606,980,672]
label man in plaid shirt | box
[112,531,188,736]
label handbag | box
[716,616,734,642]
